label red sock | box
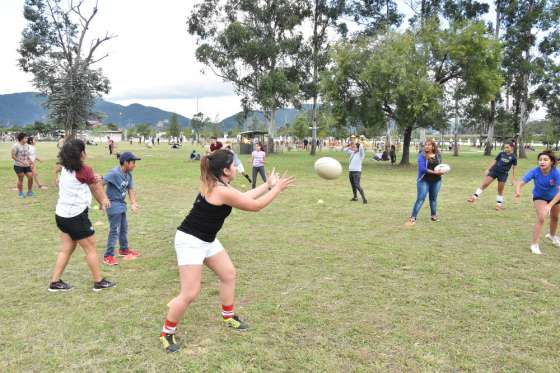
[161,319,178,336]
[222,304,234,319]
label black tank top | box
[178,193,232,242]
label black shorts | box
[488,171,508,183]
[14,165,32,174]
[532,197,560,206]
[55,208,95,241]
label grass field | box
[1,141,559,372]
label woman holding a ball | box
[406,139,445,226]
[159,149,295,352]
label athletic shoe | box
[467,196,476,204]
[93,278,116,292]
[160,333,180,353]
[350,197,358,202]
[404,217,416,227]
[118,248,140,257]
[530,245,542,255]
[122,253,138,261]
[48,279,73,292]
[362,199,368,204]
[18,192,25,199]
[431,216,440,222]
[103,256,119,266]
[27,191,34,197]
[495,203,502,211]
[223,315,249,331]
[545,234,560,247]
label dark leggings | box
[252,166,267,189]
[349,171,366,201]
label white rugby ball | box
[434,163,451,174]
[314,157,343,180]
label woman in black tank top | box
[159,149,295,352]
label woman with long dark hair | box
[405,139,446,226]
[48,139,115,292]
[160,149,294,352]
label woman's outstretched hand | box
[267,168,279,189]
[273,171,296,192]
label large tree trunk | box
[518,52,530,159]
[484,5,500,156]
[400,126,413,165]
[310,0,319,156]
[267,108,276,153]
[484,100,496,156]
[453,95,459,156]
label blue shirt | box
[491,151,517,174]
[103,166,134,215]
[522,167,560,201]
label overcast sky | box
[0,0,545,121]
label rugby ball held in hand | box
[434,163,451,174]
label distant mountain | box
[0,92,190,127]
[219,104,314,132]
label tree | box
[190,112,211,142]
[18,0,113,139]
[499,0,558,158]
[107,123,119,131]
[188,0,309,148]
[168,113,181,139]
[291,113,311,140]
[135,123,152,139]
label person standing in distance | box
[467,141,517,210]
[11,132,34,198]
[515,150,560,254]
[159,149,294,352]
[251,142,267,188]
[343,141,367,204]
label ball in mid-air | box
[314,157,343,180]
[434,163,451,174]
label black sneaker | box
[223,315,250,331]
[92,278,116,292]
[350,197,358,201]
[160,333,180,353]
[48,279,73,292]
[362,199,368,204]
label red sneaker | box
[118,248,140,257]
[122,253,138,261]
[103,256,119,266]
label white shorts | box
[174,230,224,266]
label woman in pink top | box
[251,142,267,189]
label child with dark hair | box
[159,149,294,352]
[11,132,34,198]
[468,142,517,210]
[102,152,142,266]
[48,139,115,292]
[251,142,267,188]
[516,150,560,254]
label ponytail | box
[199,149,235,196]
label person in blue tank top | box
[515,150,560,255]
[467,141,517,211]
[159,149,295,353]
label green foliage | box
[135,123,153,138]
[188,0,309,132]
[18,0,113,138]
[168,114,181,139]
[107,123,119,131]
[190,112,212,140]
[291,113,311,139]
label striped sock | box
[161,319,177,336]
[496,195,504,204]
[222,304,234,320]
[474,188,483,198]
